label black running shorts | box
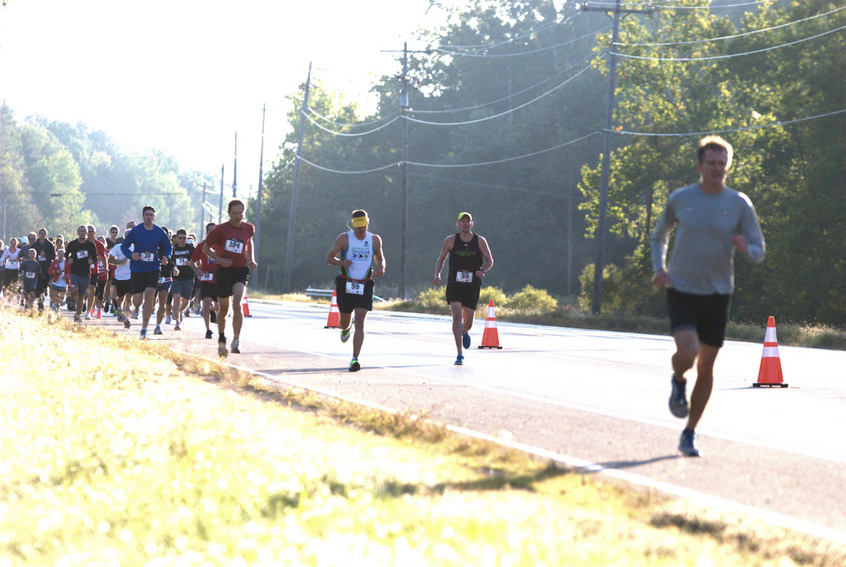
[214,266,249,298]
[445,282,481,311]
[666,288,731,348]
[335,275,374,313]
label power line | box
[301,110,400,137]
[405,64,594,127]
[305,106,399,127]
[295,155,399,175]
[613,23,846,61]
[435,25,612,59]
[612,107,846,137]
[616,5,846,47]
[409,172,586,200]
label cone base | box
[324,325,340,329]
[478,345,503,350]
[753,382,788,388]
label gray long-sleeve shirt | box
[651,183,765,295]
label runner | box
[108,231,133,326]
[433,212,494,365]
[120,206,172,339]
[64,225,98,323]
[169,228,196,331]
[203,199,256,357]
[192,222,220,339]
[19,249,43,309]
[153,233,177,335]
[84,226,108,319]
[32,228,56,311]
[47,249,69,310]
[651,136,765,457]
[325,209,386,372]
[1,237,22,302]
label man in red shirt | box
[85,225,109,319]
[203,199,257,357]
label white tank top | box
[343,230,373,281]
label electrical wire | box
[405,63,594,127]
[611,108,846,137]
[407,132,600,169]
[612,24,846,61]
[616,5,846,47]
[409,172,584,199]
[296,155,399,175]
[302,111,400,137]
[583,0,774,10]
[435,25,612,59]
[305,106,399,127]
[409,49,595,115]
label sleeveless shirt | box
[447,233,483,285]
[342,230,374,281]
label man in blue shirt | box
[120,206,172,339]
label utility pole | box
[201,181,207,233]
[283,62,312,293]
[219,164,225,224]
[255,104,266,264]
[582,0,651,314]
[232,132,238,199]
[399,42,409,299]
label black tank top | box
[447,233,483,285]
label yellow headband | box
[351,216,369,228]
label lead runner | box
[325,209,386,372]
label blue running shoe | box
[678,428,701,457]
[463,332,471,349]
[454,354,464,366]
[669,375,688,418]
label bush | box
[504,285,558,312]
[417,287,446,310]
[478,286,508,311]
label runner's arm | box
[432,236,454,286]
[477,236,494,278]
[325,233,351,268]
[371,235,385,277]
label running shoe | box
[184,309,191,318]
[349,358,361,372]
[140,328,147,340]
[454,354,464,366]
[205,329,213,339]
[84,312,92,321]
[154,325,163,335]
[73,315,82,323]
[165,316,172,325]
[96,309,102,319]
[678,428,701,457]
[669,375,689,418]
[231,339,240,354]
[174,321,181,331]
[132,307,139,319]
[124,318,131,329]
[218,336,228,358]
[210,311,217,324]
[462,332,471,349]
[340,328,351,343]
[67,299,75,311]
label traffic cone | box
[478,299,503,349]
[753,316,787,388]
[324,290,340,329]
[241,291,251,317]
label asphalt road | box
[85,299,846,543]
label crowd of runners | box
[0,198,255,358]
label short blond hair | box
[697,136,733,168]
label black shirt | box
[64,239,98,278]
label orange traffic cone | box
[478,300,503,349]
[324,290,340,329]
[241,291,252,317]
[753,316,787,388]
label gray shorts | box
[170,278,194,298]
[68,273,89,293]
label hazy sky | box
[0,0,441,197]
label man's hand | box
[651,270,672,288]
[248,260,258,270]
[432,274,441,287]
[732,234,749,255]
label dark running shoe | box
[462,332,471,349]
[349,358,361,372]
[679,428,701,457]
[454,354,464,366]
[669,375,688,418]
[205,329,213,339]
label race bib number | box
[456,270,474,283]
[25,272,35,279]
[175,257,188,266]
[345,281,364,296]
[224,238,244,254]
[98,260,105,270]
[158,277,169,285]
[76,250,89,259]
[200,271,214,282]
[140,252,155,262]
[38,255,46,262]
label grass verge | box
[5,309,841,565]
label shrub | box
[478,286,508,311]
[504,285,558,312]
[417,287,446,310]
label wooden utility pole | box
[399,42,409,299]
[283,63,312,293]
[582,0,651,314]
[232,132,238,199]
[218,164,225,224]
[255,104,266,263]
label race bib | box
[76,250,89,259]
[224,238,244,254]
[456,270,474,283]
[175,257,188,266]
[25,272,35,279]
[38,255,46,262]
[200,271,214,282]
[97,260,105,270]
[158,277,169,285]
[140,252,155,262]
[345,281,364,296]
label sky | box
[0,0,443,198]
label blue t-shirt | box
[120,224,173,273]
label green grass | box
[4,309,841,565]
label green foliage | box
[504,285,557,312]
[478,286,508,310]
[417,287,446,310]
